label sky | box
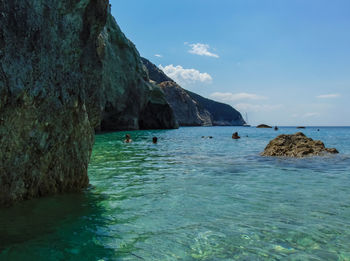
[110,0,350,126]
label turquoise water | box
[1,127,350,260]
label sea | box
[1,126,350,260]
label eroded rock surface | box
[159,81,212,126]
[186,90,245,126]
[0,1,176,205]
[0,0,110,206]
[97,14,177,131]
[262,132,339,157]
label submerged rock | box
[261,132,339,157]
[0,1,176,206]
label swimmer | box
[232,132,241,139]
[124,134,132,143]
[152,137,158,144]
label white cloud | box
[316,93,340,99]
[210,92,267,102]
[186,43,219,58]
[159,64,212,86]
[303,112,320,118]
[155,54,163,58]
[234,103,283,112]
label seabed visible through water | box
[1,127,350,260]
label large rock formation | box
[97,13,177,131]
[159,81,212,126]
[141,58,173,84]
[261,132,339,157]
[186,90,245,126]
[0,1,177,206]
[141,58,245,126]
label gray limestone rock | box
[97,14,177,131]
[159,81,212,126]
[0,0,109,206]
[141,58,245,127]
[0,1,177,206]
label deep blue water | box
[1,127,350,260]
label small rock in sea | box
[257,124,272,128]
[261,132,339,157]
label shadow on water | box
[0,191,119,260]
[255,154,350,173]
[2,127,350,260]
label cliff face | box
[186,91,245,126]
[97,14,177,131]
[0,1,176,206]
[159,81,212,126]
[142,58,246,126]
[141,58,173,84]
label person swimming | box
[124,134,132,143]
[274,126,279,131]
[232,132,240,139]
[152,137,158,144]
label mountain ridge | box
[141,57,246,127]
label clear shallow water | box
[1,127,350,260]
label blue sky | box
[111,0,350,126]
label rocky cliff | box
[186,91,246,126]
[0,1,177,206]
[159,81,212,126]
[97,12,177,131]
[141,58,245,126]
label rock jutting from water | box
[261,132,339,157]
[257,124,272,128]
[0,1,177,206]
[141,58,246,127]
